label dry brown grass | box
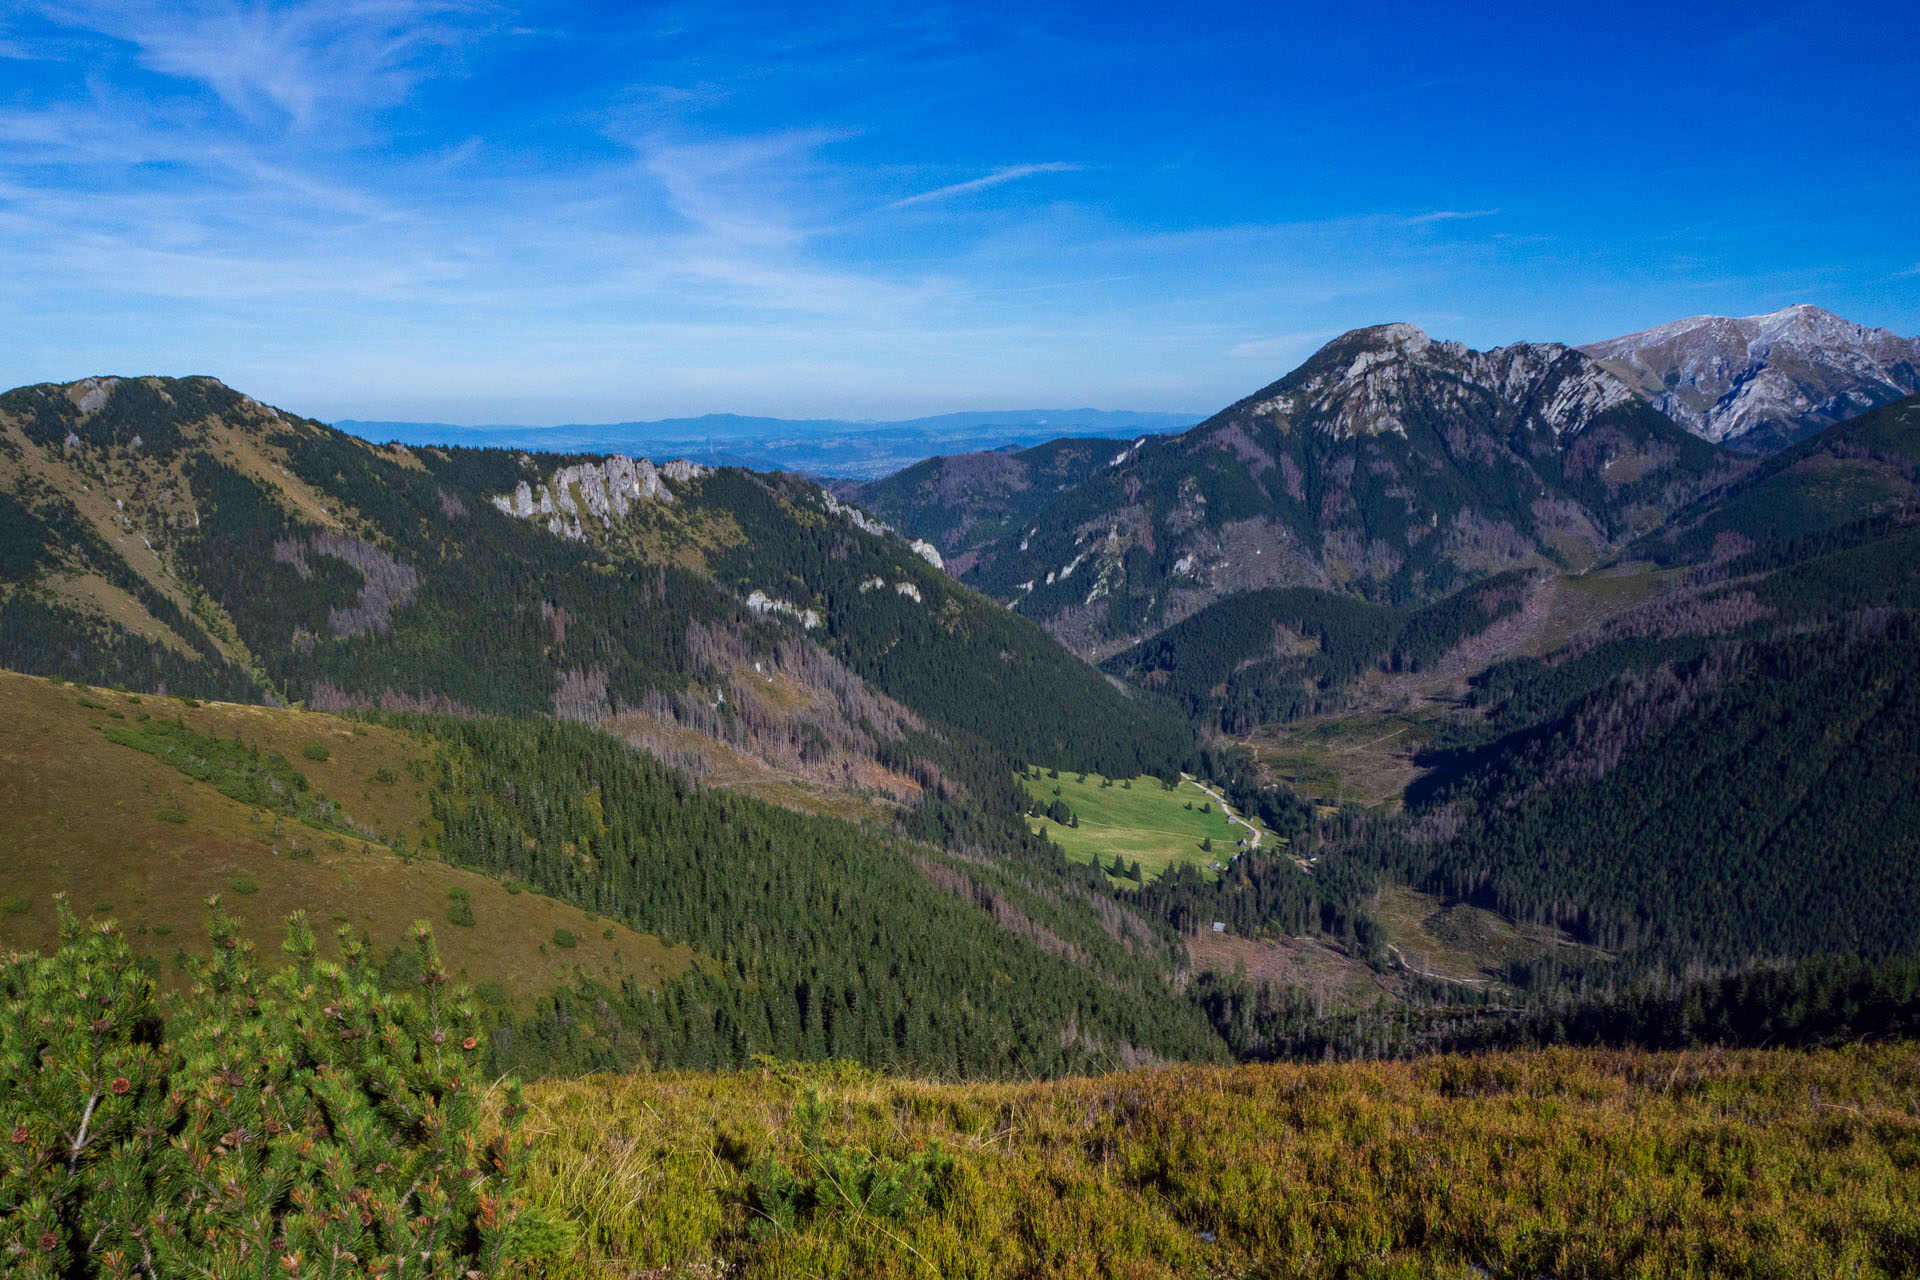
[1184,929,1389,1005]
[605,710,912,826]
[42,570,199,656]
[0,670,694,1007]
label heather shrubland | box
[516,1046,1920,1279]
[8,903,1919,1279]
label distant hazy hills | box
[335,408,1202,481]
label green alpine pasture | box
[1016,766,1271,883]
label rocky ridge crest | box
[1581,304,1920,450]
[1247,324,1640,441]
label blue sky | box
[1,1,1916,423]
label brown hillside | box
[0,669,695,1006]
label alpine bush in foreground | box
[0,896,530,1278]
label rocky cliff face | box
[490,455,707,541]
[1581,305,1920,451]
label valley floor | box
[514,1044,1920,1279]
[1243,564,1686,811]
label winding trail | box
[1183,773,1324,876]
[1181,774,1257,849]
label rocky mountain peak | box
[1252,326,1633,441]
[1581,305,1920,449]
[1360,321,1434,353]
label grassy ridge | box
[0,670,693,1006]
[515,1045,1920,1278]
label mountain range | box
[852,305,1918,658]
[855,323,1729,657]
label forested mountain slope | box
[1334,400,1920,964]
[1634,391,1920,566]
[1099,385,1920,747]
[1082,394,1920,780]
[837,435,1141,574]
[0,375,1191,837]
[0,669,1227,1079]
[853,323,1731,658]
[1397,613,1920,962]
[1102,570,1532,733]
[1079,394,1920,984]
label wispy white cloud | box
[1402,208,1500,226]
[641,131,836,250]
[887,162,1079,210]
[0,29,1528,420]
[6,7,1894,422]
[28,0,488,128]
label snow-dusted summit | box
[1580,305,1920,450]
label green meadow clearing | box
[1016,767,1271,882]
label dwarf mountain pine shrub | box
[0,896,533,1278]
[745,1089,952,1239]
